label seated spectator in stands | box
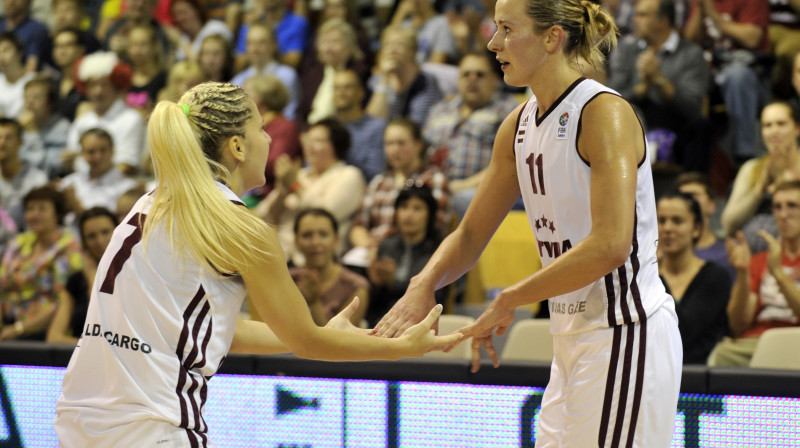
[768,0,800,99]
[675,172,734,280]
[0,186,83,341]
[0,200,17,256]
[366,184,444,327]
[721,101,800,253]
[685,0,770,164]
[114,185,146,222]
[334,69,386,182]
[51,0,101,53]
[237,0,308,69]
[102,0,169,63]
[657,191,731,364]
[47,207,117,344]
[157,59,205,102]
[51,27,87,122]
[231,24,299,119]
[242,74,300,198]
[60,128,139,219]
[791,51,800,112]
[389,0,457,64]
[297,19,371,125]
[19,77,71,179]
[0,0,50,72]
[125,25,168,118]
[198,33,235,83]
[66,51,145,176]
[256,118,365,265]
[290,208,369,326]
[0,117,47,229]
[424,51,518,219]
[607,0,711,172]
[348,118,449,261]
[709,181,800,367]
[366,25,443,127]
[0,33,35,119]
[309,0,374,68]
[167,0,233,61]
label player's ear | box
[225,135,246,162]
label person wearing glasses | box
[423,51,519,219]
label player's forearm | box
[496,233,631,310]
[229,319,290,354]
[293,325,415,361]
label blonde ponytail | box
[144,83,276,275]
[578,1,618,70]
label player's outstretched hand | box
[399,304,462,357]
[325,297,370,335]
[374,286,437,338]
[450,297,515,372]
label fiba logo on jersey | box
[556,112,569,139]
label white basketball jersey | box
[515,78,673,335]
[56,182,248,447]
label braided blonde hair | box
[144,82,275,275]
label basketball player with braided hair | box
[375,0,682,445]
[54,82,459,447]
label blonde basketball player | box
[54,82,459,447]
[375,0,682,446]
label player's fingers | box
[470,338,482,373]
[340,296,360,318]
[483,337,499,368]
[420,304,444,329]
[494,324,510,336]
[433,332,462,351]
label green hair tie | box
[179,103,190,116]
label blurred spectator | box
[709,180,800,366]
[366,184,444,327]
[0,32,35,119]
[334,69,386,182]
[66,51,145,176]
[102,0,169,62]
[685,0,771,164]
[769,0,800,99]
[366,25,443,126]
[237,0,309,69]
[242,74,300,198]
[0,186,83,341]
[389,0,457,64]
[47,207,117,344]
[721,101,800,252]
[791,51,800,111]
[607,0,711,172]
[18,77,71,179]
[256,118,365,265]
[51,0,101,54]
[297,18,370,125]
[60,128,138,218]
[230,24,299,119]
[348,118,449,262]
[423,51,518,219]
[114,185,145,222]
[125,24,168,117]
[290,208,369,326]
[675,171,735,280]
[198,33,235,82]
[0,117,47,229]
[0,200,15,256]
[51,27,87,122]
[657,191,731,364]
[156,59,205,101]
[167,0,233,61]
[0,0,50,72]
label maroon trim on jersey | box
[576,93,647,168]
[175,285,214,447]
[534,77,586,127]
[599,324,622,446]
[629,212,646,322]
[99,213,146,295]
[604,273,617,327]
[513,99,530,156]
[617,266,633,325]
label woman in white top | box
[54,82,457,447]
[376,0,682,446]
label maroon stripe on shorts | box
[598,325,622,446]
[625,319,648,448]
[610,324,637,447]
[604,273,617,327]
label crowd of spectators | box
[0,0,798,369]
